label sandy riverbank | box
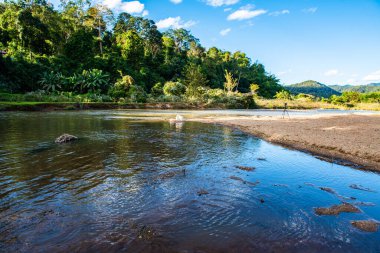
[190,113,380,171]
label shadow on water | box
[0,111,380,252]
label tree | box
[84,4,113,55]
[183,63,208,97]
[164,28,199,53]
[114,13,162,59]
[116,30,144,69]
[250,83,259,95]
[18,8,51,56]
[224,70,238,93]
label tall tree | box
[84,4,113,55]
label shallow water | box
[0,110,380,253]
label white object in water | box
[176,114,184,122]
[170,114,185,124]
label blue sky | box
[54,0,380,85]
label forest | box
[0,0,284,108]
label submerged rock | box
[55,134,78,144]
[351,220,379,232]
[350,184,376,193]
[156,169,186,180]
[273,184,288,187]
[319,187,336,194]
[230,176,260,186]
[197,189,209,196]
[235,165,255,172]
[315,203,361,216]
[137,225,157,240]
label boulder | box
[55,134,78,144]
[315,203,360,216]
[351,220,379,232]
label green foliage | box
[109,74,135,98]
[39,71,64,93]
[151,82,163,97]
[183,63,208,97]
[163,81,186,96]
[224,70,238,93]
[275,90,292,100]
[295,93,315,101]
[128,85,147,103]
[0,0,285,107]
[66,69,109,94]
[250,83,260,95]
[329,91,380,105]
[117,30,144,69]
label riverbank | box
[0,102,228,111]
[1,100,379,111]
[189,114,380,171]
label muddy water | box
[0,111,379,252]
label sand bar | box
[190,113,380,171]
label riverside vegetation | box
[1,0,379,110]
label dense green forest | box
[0,0,284,107]
[286,80,341,98]
[329,83,380,93]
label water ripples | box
[0,112,380,252]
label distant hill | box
[329,83,380,93]
[286,80,341,98]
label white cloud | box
[156,16,197,29]
[278,69,292,76]
[205,0,240,7]
[302,7,318,14]
[363,70,380,82]
[269,10,290,16]
[103,0,147,15]
[324,69,339,76]
[220,28,231,36]
[228,5,267,21]
[170,0,182,4]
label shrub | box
[127,85,147,103]
[295,93,315,101]
[163,81,186,97]
[150,82,163,97]
[39,71,65,93]
[65,69,109,94]
[275,90,292,100]
[109,74,135,99]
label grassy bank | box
[2,100,379,111]
[256,98,380,111]
[1,92,379,111]
[0,101,236,111]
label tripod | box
[282,103,290,119]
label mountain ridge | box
[286,80,341,98]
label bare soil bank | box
[190,114,380,171]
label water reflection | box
[0,111,379,252]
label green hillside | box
[286,80,341,98]
[329,83,380,93]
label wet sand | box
[190,114,380,171]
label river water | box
[0,110,379,252]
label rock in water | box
[315,203,360,216]
[235,165,256,172]
[351,220,379,232]
[55,134,78,144]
